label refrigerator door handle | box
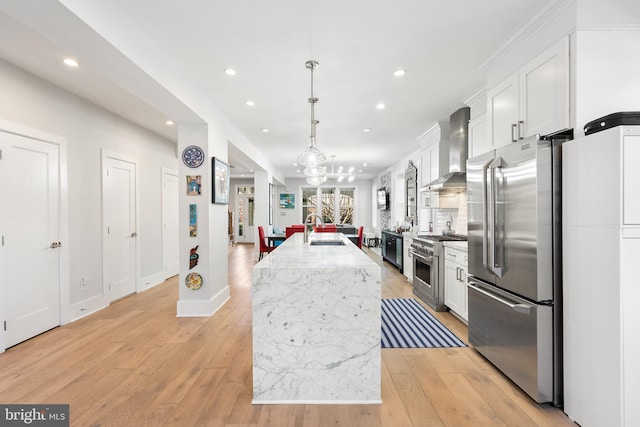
[491,158,505,278]
[481,159,493,269]
[468,282,531,315]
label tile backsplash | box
[418,191,467,235]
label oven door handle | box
[410,250,432,263]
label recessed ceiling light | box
[362,163,368,166]
[246,100,255,106]
[296,169,301,173]
[165,120,174,125]
[224,68,236,76]
[376,103,386,110]
[249,169,254,172]
[358,169,363,173]
[261,128,269,132]
[293,163,298,167]
[63,58,79,67]
[394,69,406,77]
[363,128,371,133]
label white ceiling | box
[0,1,551,180]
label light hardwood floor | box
[0,244,575,426]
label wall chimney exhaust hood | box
[424,106,470,192]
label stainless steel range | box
[410,234,467,311]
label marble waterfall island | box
[252,232,382,404]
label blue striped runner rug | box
[381,298,466,348]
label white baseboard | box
[139,271,168,292]
[176,285,230,317]
[67,293,109,323]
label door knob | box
[50,241,62,248]
[130,232,137,238]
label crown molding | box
[576,24,640,31]
[416,121,449,143]
[479,0,575,74]
[463,86,487,107]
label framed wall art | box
[212,157,229,204]
[280,193,295,209]
[186,175,202,196]
[189,204,197,236]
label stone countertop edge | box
[254,232,379,270]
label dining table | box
[266,233,286,247]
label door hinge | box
[1,235,4,246]
[3,321,6,331]
[0,149,3,160]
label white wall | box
[279,178,373,231]
[0,59,177,318]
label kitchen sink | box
[309,240,345,246]
[308,232,347,246]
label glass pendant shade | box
[306,175,327,185]
[297,143,326,166]
[298,60,331,186]
[303,164,326,177]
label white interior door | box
[162,169,179,278]
[0,131,61,348]
[103,155,136,302]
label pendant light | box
[297,60,327,185]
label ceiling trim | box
[479,0,575,74]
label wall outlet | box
[80,277,87,290]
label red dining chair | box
[258,226,274,260]
[357,226,364,249]
[314,224,337,233]
[285,224,305,239]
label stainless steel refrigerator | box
[466,130,571,406]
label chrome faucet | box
[303,213,324,243]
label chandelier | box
[327,155,355,183]
[297,60,327,185]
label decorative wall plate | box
[182,145,205,168]
[185,272,203,290]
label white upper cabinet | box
[519,37,570,137]
[420,143,440,207]
[418,121,448,208]
[486,37,569,152]
[487,72,520,149]
[468,113,487,159]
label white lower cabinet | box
[444,245,468,322]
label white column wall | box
[176,123,230,316]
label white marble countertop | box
[443,240,468,251]
[255,232,378,270]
